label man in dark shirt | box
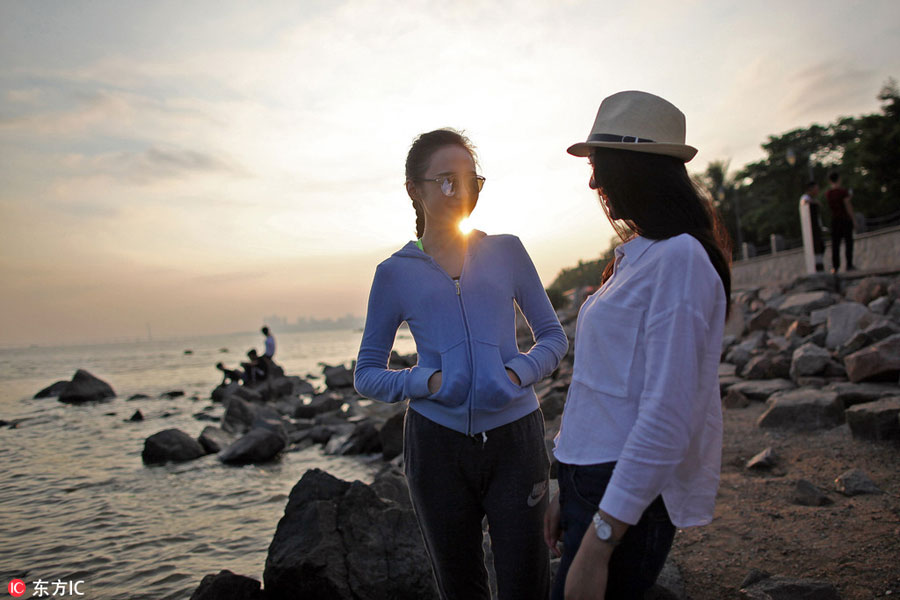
[826,172,856,272]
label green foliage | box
[549,237,618,294]
[695,79,900,254]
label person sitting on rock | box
[241,349,265,385]
[215,362,244,385]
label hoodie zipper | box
[421,253,476,436]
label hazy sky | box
[2,0,899,346]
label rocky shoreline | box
[22,270,900,599]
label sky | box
[2,0,899,347]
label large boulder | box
[264,469,438,599]
[757,389,843,431]
[197,426,234,454]
[189,570,264,600]
[293,392,345,419]
[849,276,890,305]
[789,343,831,380]
[726,379,795,402]
[379,410,405,461]
[329,421,382,455]
[838,320,900,357]
[844,397,900,441]
[823,381,899,409]
[323,364,355,389]
[58,369,115,404]
[844,333,900,382]
[777,291,836,315]
[142,429,206,464]
[190,569,266,600]
[824,302,871,349]
[34,380,69,399]
[218,427,287,464]
[834,468,883,496]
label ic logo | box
[8,579,26,597]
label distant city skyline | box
[2,1,899,346]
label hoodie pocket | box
[473,341,523,412]
[427,339,471,407]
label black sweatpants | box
[403,408,551,600]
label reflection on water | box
[0,329,416,599]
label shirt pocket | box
[472,340,523,412]
[572,300,644,398]
[428,338,471,407]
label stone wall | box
[733,225,900,290]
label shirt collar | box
[614,235,656,266]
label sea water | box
[0,329,416,599]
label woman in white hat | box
[544,91,731,599]
[356,128,568,599]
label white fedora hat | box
[567,90,697,162]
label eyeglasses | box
[415,174,486,197]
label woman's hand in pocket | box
[427,371,442,394]
[505,367,521,386]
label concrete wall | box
[732,225,900,290]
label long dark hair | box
[591,147,732,316]
[405,129,478,238]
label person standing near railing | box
[799,181,825,273]
[826,172,856,272]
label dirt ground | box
[669,401,900,599]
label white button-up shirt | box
[554,233,726,528]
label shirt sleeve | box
[503,237,569,387]
[353,264,435,403]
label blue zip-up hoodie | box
[354,231,568,435]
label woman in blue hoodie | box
[355,128,568,600]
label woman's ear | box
[405,180,419,201]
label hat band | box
[588,133,656,144]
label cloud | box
[778,62,880,122]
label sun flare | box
[458,217,474,235]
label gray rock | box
[825,302,870,349]
[740,569,772,589]
[34,380,69,399]
[757,390,843,431]
[263,469,438,599]
[868,296,891,315]
[142,428,206,464]
[332,421,382,455]
[792,479,833,506]
[370,464,412,508]
[222,397,257,434]
[719,363,737,377]
[740,576,840,599]
[840,320,900,357]
[323,363,355,389]
[128,409,144,422]
[746,447,778,470]
[727,379,795,402]
[748,307,779,332]
[790,343,831,380]
[778,291,836,315]
[293,391,345,419]
[189,570,264,600]
[218,427,287,463]
[198,426,234,454]
[845,396,900,441]
[723,388,751,409]
[845,333,900,382]
[719,375,744,396]
[725,346,753,370]
[809,307,830,326]
[379,410,405,461]
[58,369,116,404]
[823,381,899,409]
[849,276,890,305]
[834,468,883,496]
[784,319,815,343]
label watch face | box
[594,514,612,540]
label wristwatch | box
[592,512,621,546]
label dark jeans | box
[831,218,854,271]
[552,462,676,600]
[404,408,551,600]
